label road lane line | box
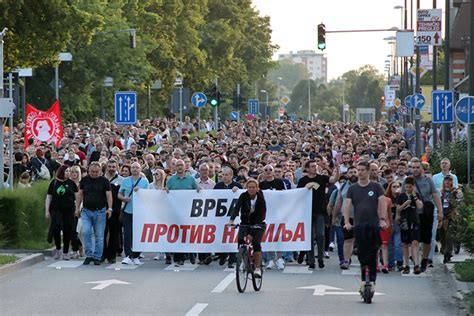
[211,273,235,293]
[185,303,208,316]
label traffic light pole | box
[442,0,450,148]
[432,0,438,150]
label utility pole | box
[442,0,450,148]
[0,28,7,190]
[432,0,438,149]
[468,0,474,185]
[214,77,218,131]
[415,0,422,158]
[308,78,311,121]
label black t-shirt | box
[80,176,111,210]
[64,159,80,167]
[259,178,285,191]
[47,179,78,211]
[297,175,330,214]
[346,181,384,226]
[396,192,420,224]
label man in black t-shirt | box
[297,158,339,269]
[75,162,113,266]
[343,161,387,293]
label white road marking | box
[48,261,83,268]
[341,269,359,275]
[185,303,208,316]
[164,263,199,271]
[211,273,235,293]
[106,263,139,270]
[283,266,313,274]
[223,267,234,272]
[85,279,130,290]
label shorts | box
[419,213,434,244]
[238,225,265,252]
[343,218,354,240]
[380,227,392,245]
[400,226,420,244]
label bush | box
[0,181,50,249]
[452,188,474,255]
[455,260,474,282]
[429,139,473,184]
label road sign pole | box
[179,86,183,125]
[214,77,218,131]
[442,0,450,148]
[415,3,421,158]
[0,28,7,190]
[55,65,59,101]
[8,73,13,189]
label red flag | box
[24,100,64,148]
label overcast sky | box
[252,0,444,80]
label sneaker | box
[276,258,285,270]
[53,249,62,260]
[414,265,421,275]
[340,260,350,270]
[254,268,262,278]
[318,259,325,269]
[227,262,235,269]
[93,259,101,266]
[204,256,213,265]
[133,258,144,265]
[165,257,172,265]
[266,260,276,270]
[381,266,389,274]
[402,265,410,274]
[420,258,428,272]
[329,242,335,252]
[219,256,226,266]
[324,251,330,259]
[121,256,133,265]
[443,255,452,264]
[153,254,161,261]
[83,257,93,265]
[189,254,196,265]
[369,282,376,293]
[297,252,305,264]
[139,253,145,259]
[109,258,116,264]
[63,253,70,261]
[428,259,434,268]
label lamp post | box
[101,77,113,120]
[260,89,268,118]
[55,52,72,101]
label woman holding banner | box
[227,179,267,278]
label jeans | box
[429,211,438,260]
[122,212,139,259]
[333,225,345,263]
[388,223,403,267]
[81,208,107,260]
[306,214,326,264]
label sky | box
[252,0,445,80]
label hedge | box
[0,181,50,249]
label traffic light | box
[130,29,136,48]
[380,96,385,105]
[317,23,326,51]
[206,84,219,107]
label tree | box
[0,0,102,70]
[268,59,309,91]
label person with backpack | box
[31,149,51,181]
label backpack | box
[36,158,51,180]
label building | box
[278,50,327,82]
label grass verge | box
[0,254,18,265]
[455,260,474,282]
[464,292,474,313]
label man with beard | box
[334,166,358,269]
[102,159,123,263]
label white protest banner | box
[133,188,312,253]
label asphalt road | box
[0,252,463,316]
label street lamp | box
[100,77,113,119]
[55,52,72,101]
[260,89,268,118]
[277,77,282,106]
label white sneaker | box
[133,258,144,265]
[153,254,161,261]
[121,256,133,265]
[139,253,145,259]
[266,260,275,270]
[254,268,262,278]
[276,258,285,270]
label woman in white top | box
[149,169,166,190]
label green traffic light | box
[210,99,218,106]
[318,43,326,50]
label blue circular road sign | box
[455,96,474,125]
[410,93,425,110]
[404,95,412,108]
[191,92,207,108]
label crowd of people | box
[3,116,466,286]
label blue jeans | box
[333,225,344,263]
[429,211,438,260]
[389,223,403,267]
[81,208,107,260]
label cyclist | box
[227,178,266,278]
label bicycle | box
[228,224,264,293]
[360,265,374,304]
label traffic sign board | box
[400,105,408,115]
[115,91,136,125]
[432,90,454,123]
[394,98,402,108]
[281,96,290,106]
[191,92,207,108]
[411,93,425,110]
[248,99,259,115]
[455,97,474,125]
[404,95,412,108]
[409,66,428,78]
[416,9,442,46]
[229,111,239,121]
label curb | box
[0,248,54,257]
[0,253,44,277]
[443,261,474,314]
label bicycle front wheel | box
[252,264,263,291]
[236,248,248,293]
